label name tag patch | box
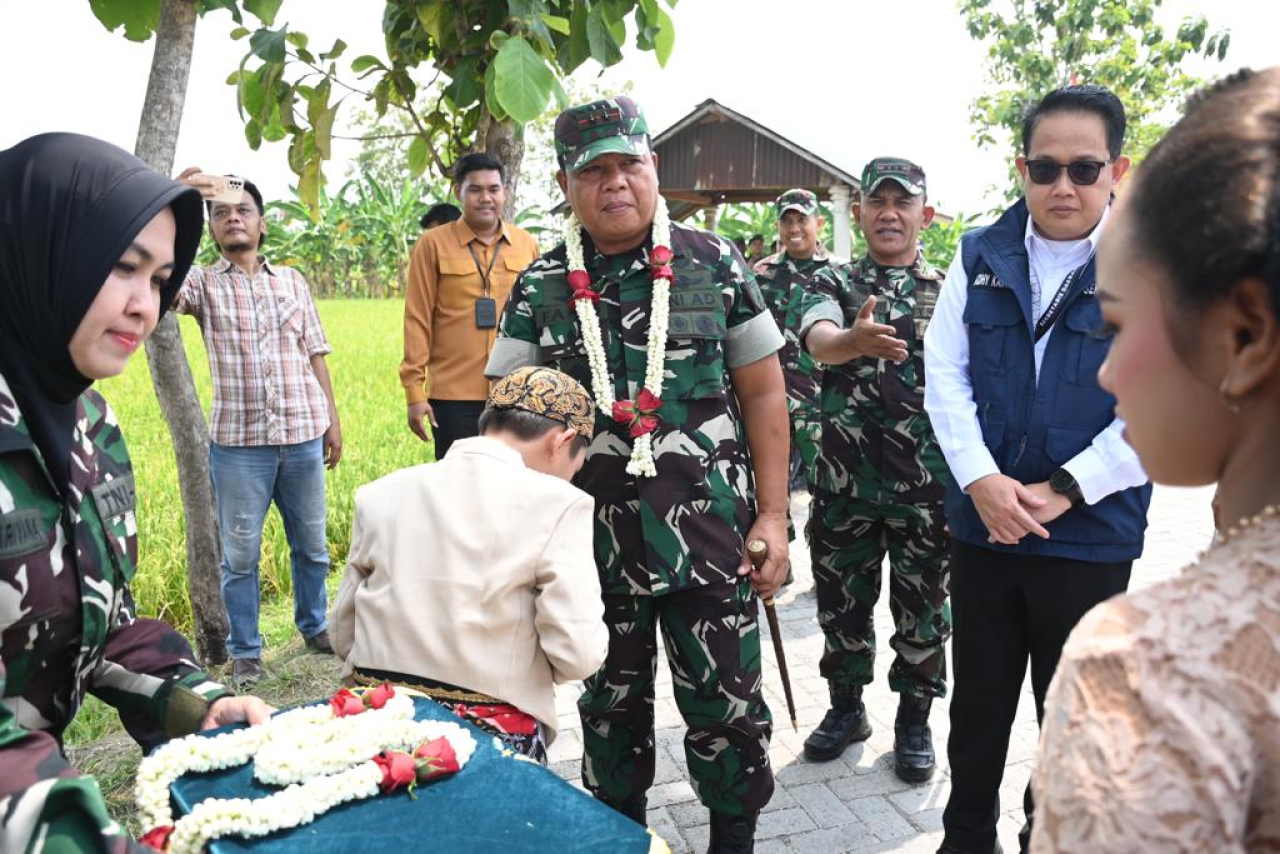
[0,509,45,559]
[533,304,572,328]
[972,273,1006,289]
[91,474,136,520]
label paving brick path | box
[547,485,1215,853]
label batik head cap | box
[554,97,652,172]
[485,366,596,440]
[775,188,820,218]
[860,157,927,197]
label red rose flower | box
[630,414,660,438]
[329,688,365,718]
[366,681,395,710]
[567,269,592,290]
[612,390,663,437]
[374,750,419,793]
[612,399,636,422]
[414,737,462,780]
[140,825,174,851]
[650,245,673,264]
[651,264,674,281]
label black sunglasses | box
[1024,159,1110,186]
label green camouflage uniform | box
[799,252,953,699]
[486,219,784,817]
[0,374,230,853]
[753,246,834,485]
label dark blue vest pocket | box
[1060,298,1111,383]
[963,290,1024,381]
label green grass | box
[66,299,430,751]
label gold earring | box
[1219,376,1242,414]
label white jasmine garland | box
[561,196,674,478]
[136,689,473,851]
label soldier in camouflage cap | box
[488,96,790,852]
[797,157,953,783]
[753,189,842,496]
[0,133,272,853]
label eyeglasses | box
[210,205,258,221]
[1024,160,1110,186]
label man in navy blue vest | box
[923,85,1152,854]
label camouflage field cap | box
[861,157,927,196]
[554,97,651,172]
[775,188,820,218]
[485,366,596,440]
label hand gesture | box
[849,297,908,363]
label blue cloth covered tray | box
[169,697,660,852]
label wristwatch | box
[1049,468,1085,507]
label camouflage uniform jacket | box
[487,221,784,597]
[752,247,839,417]
[0,373,230,854]
[799,253,952,502]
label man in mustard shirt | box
[400,152,540,458]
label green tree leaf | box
[493,35,555,123]
[444,55,484,110]
[249,25,289,63]
[652,6,674,66]
[351,54,385,74]
[89,0,160,42]
[407,135,430,176]
[230,26,251,40]
[586,3,624,66]
[542,13,571,35]
[322,38,348,60]
[243,0,284,27]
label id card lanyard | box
[1030,257,1092,342]
[467,240,503,300]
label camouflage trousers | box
[789,406,822,489]
[579,579,774,816]
[808,489,951,699]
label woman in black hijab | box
[0,133,270,853]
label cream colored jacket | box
[330,436,608,741]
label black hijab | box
[0,133,203,493]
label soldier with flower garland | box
[486,97,790,853]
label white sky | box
[3,0,1277,216]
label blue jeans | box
[209,439,330,659]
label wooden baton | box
[747,539,798,733]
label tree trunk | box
[133,0,229,665]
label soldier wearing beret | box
[486,96,790,853]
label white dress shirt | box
[923,207,1147,504]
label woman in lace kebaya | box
[1031,67,1280,853]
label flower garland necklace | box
[136,685,475,852]
[564,196,674,477]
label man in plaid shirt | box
[176,169,342,685]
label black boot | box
[707,810,757,854]
[601,794,648,826]
[894,694,936,782]
[803,684,872,762]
